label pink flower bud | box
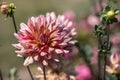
[0,4,9,14]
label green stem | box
[116,74,120,80]
[43,66,47,80]
[11,14,34,80]
[103,25,109,80]
[11,14,18,33]
[98,38,101,80]
[103,53,107,80]
[98,0,103,79]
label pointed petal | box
[110,53,119,65]
[23,56,34,66]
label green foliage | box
[9,67,17,80]
[94,25,106,37]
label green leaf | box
[114,9,120,15]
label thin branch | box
[103,25,109,80]
[11,14,18,33]
[98,38,101,80]
[26,66,34,80]
[43,66,47,80]
[11,14,34,80]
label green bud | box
[106,10,115,18]
[9,3,15,9]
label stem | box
[11,14,34,80]
[26,66,34,80]
[103,25,109,80]
[11,14,18,33]
[98,38,101,80]
[0,69,3,80]
[98,0,103,79]
[43,66,47,80]
[103,53,107,80]
[116,74,120,80]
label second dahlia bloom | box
[12,12,76,68]
[106,53,120,74]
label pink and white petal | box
[12,43,22,49]
[23,56,34,66]
[48,47,54,53]
[40,52,47,56]
[55,49,63,54]
[110,53,119,65]
[42,60,48,66]
[34,55,38,61]
[54,59,60,62]
[69,40,77,44]
[59,42,67,46]
[63,50,69,54]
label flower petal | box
[23,56,34,66]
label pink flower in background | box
[64,11,76,28]
[110,34,120,46]
[75,65,92,80]
[12,12,76,68]
[79,15,99,32]
[87,15,99,27]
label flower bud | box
[0,4,9,14]
[9,3,15,9]
[106,10,115,18]
[0,2,16,17]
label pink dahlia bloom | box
[12,12,77,68]
[75,65,92,80]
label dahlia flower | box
[12,12,76,68]
[106,53,120,74]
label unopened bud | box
[106,10,115,18]
[0,2,16,17]
[0,4,9,14]
[9,3,15,9]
